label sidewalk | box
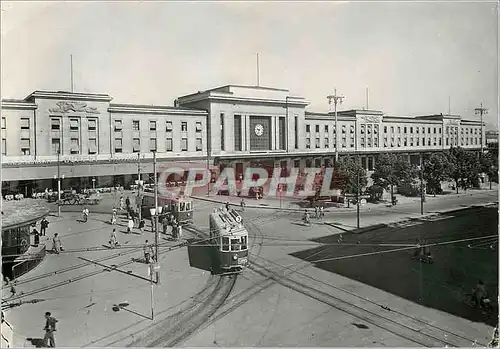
[3,210,210,348]
[192,185,498,213]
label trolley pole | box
[327,89,345,165]
[356,154,360,229]
[474,103,488,153]
[57,150,61,217]
[150,262,155,320]
[153,151,160,284]
[137,152,142,222]
[420,153,424,216]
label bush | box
[397,184,420,197]
[367,185,384,203]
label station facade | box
[1,85,485,194]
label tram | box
[209,207,248,274]
[141,192,194,224]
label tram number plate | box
[238,257,248,265]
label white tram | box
[209,207,248,274]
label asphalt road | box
[291,206,499,327]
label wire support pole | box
[153,151,160,284]
[327,89,345,164]
[475,103,488,153]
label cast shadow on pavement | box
[25,337,45,348]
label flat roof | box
[1,200,50,230]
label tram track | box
[244,222,482,347]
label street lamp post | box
[475,103,488,153]
[419,154,424,216]
[137,153,142,222]
[327,89,345,164]
[92,178,96,190]
[152,151,160,284]
[356,154,360,229]
[53,150,64,217]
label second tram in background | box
[141,192,194,224]
[209,207,248,275]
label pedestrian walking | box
[33,228,40,247]
[319,206,325,219]
[40,218,49,236]
[111,208,117,225]
[337,234,343,244]
[125,196,131,211]
[139,218,145,235]
[109,229,119,248]
[119,196,124,211]
[240,198,245,212]
[143,240,151,263]
[178,224,183,240]
[225,201,230,211]
[172,220,178,240]
[127,217,134,234]
[43,312,58,348]
[82,207,89,223]
[5,277,16,297]
[302,210,310,226]
[52,233,63,254]
[314,206,319,219]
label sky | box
[1,1,498,129]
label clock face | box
[254,124,264,136]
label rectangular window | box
[114,138,122,153]
[20,138,30,155]
[428,127,431,133]
[325,138,329,148]
[315,125,320,133]
[404,127,407,133]
[325,125,329,133]
[88,138,97,154]
[294,115,299,149]
[166,138,173,152]
[367,138,372,147]
[446,138,449,146]
[360,138,365,147]
[384,126,387,133]
[51,118,61,130]
[279,117,286,150]
[306,124,310,133]
[220,113,225,151]
[150,138,157,151]
[1,117,5,129]
[390,126,394,133]
[315,138,320,148]
[70,138,79,154]
[132,120,140,131]
[1,138,5,155]
[428,138,431,146]
[234,115,242,151]
[181,122,188,132]
[438,127,441,134]
[404,139,407,146]
[433,138,437,146]
[397,138,401,147]
[374,125,379,134]
[361,125,365,134]
[306,138,311,149]
[196,122,202,132]
[398,127,401,133]
[416,138,420,146]
[114,120,122,131]
[439,138,442,146]
[70,118,79,131]
[196,138,203,151]
[88,119,97,131]
[181,138,188,151]
[374,137,379,147]
[350,125,354,134]
[294,160,300,168]
[350,137,355,147]
[133,138,140,152]
[166,121,173,131]
[416,127,419,134]
[434,127,436,133]
[342,125,346,134]
[368,157,374,171]
[20,118,30,129]
[51,138,60,154]
[149,121,157,131]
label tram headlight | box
[232,254,238,261]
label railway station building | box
[1,85,485,195]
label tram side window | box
[185,202,191,211]
[179,202,185,212]
[222,237,230,251]
[231,238,241,251]
[241,236,248,250]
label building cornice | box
[25,91,113,102]
[108,104,207,116]
[178,93,309,107]
[1,100,37,110]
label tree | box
[422,152,452,195]
[446,147,481,192]
[480,152,498,188]
[371,153,417,200]
[335,156,367,196]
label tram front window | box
[241,236,248,250]
[231,238,242,251]
[179,202,185,212]
[185,202,191,211]
[222,237,230,251]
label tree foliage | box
[423,152,452,195]
[371,153,417,196]
[335,156,368,195]
[480,151,499,184]
[445,147,481,192]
